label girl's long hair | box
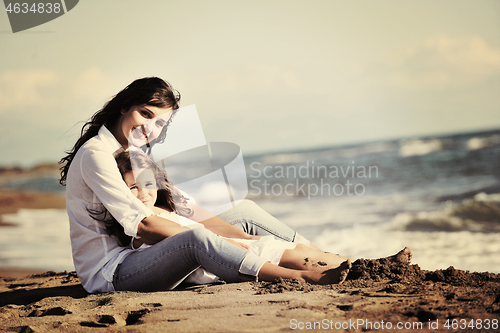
[59,77,180,186]
[89,150,193,246]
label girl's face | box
[123,169,158,209]
[117,104,173,148]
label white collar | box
[98,125,125,157]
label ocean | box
[1,129,499,273]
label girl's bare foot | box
[387,247,412,264]
[301,259,351,285]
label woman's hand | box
[224,238,249,251]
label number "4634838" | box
[5,2,61,14]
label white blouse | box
[66,126,154,293]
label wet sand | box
[0,189,65,225]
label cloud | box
[0,69,60,112]
[0,67,125,125]
[384,35,500,89]
[0,68,128,166]
[69,67,124,102]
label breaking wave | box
[466,134,500,150]
[392,192,500,232]
[399,138,448,157]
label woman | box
[60,77,353,293]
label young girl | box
[105,150,354,285]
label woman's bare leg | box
[258,260,351,285]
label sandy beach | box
[1,188,499,332]
[1,261,499,332]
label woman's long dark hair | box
[89,150,194,246]
[59,77,180,185]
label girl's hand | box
[132,238,145,249]
[249,235,263,241]
[225,238,249,251]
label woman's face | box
[118,104,173,148]
[123,169,158,209]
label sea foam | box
[313,221,500,274]
[399,138,447,157]
[467,134,500,150]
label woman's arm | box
[136,215,190,244]
[81,147,155,238]
[136,214,250,251]
[189,203,262,240]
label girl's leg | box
[217,199,314,246]
[113,228,268,292]
[279,244,351,271]
[258,260,352,285]
[278,245,412,272]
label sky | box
[0,0,499,167]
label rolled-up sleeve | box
[80,146,153,238]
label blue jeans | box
[113,228,267,292]
[218,199,302,243]
[113,200,301,291]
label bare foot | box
[302,259,351,285]
[387,247,412,264]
